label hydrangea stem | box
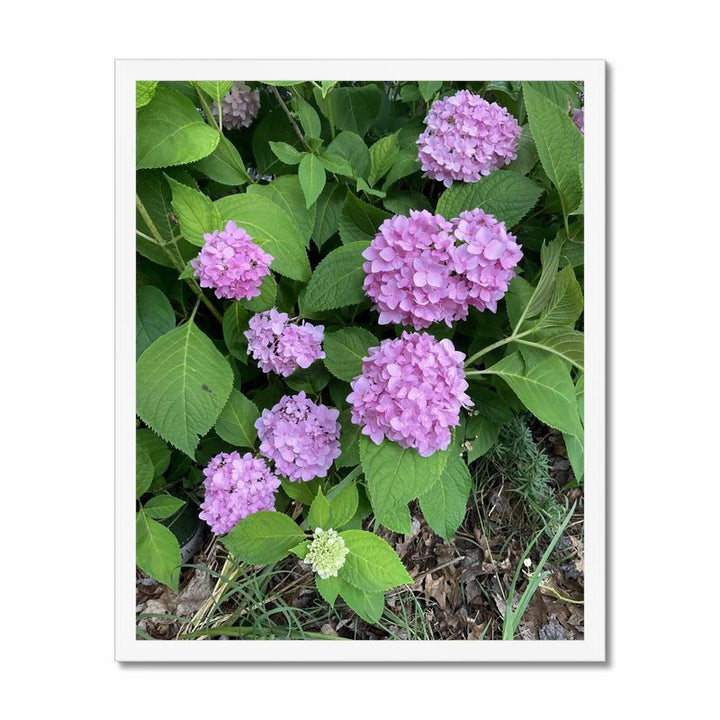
[269,86,312,152]
[135,194,224,325]
[463,329,533,368]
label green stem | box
[269,86,312,152]
[463,329,534,368]
[194,84,221,133]
[135,194,224,325]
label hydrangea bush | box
[135,79,585,627]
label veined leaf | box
[222,511,306,563]
[298,154,326,208]
[165,175,222,247]
[323,327,378,381]
[338,192,390,245]
[419,452,472,542]
[136,286,175,359]
[339,529,413,591]
[338,580,384,624]
[195,80,233,105]
[136,81,158,109]
[213,389,259,448]
[194,134,251,186]
[136,511,181,591]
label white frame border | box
[116,59,605,662]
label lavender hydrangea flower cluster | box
[191,220,273,301]
[347,332,472,457]
[255,392,341,482]
[362,209,522,328]
[417,90,522,186]
[572,107,585,134]
[213,81,261,131]
[244,309,325,377]
[199,451,280,535]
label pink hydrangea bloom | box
[417,90,522,186]
[199,451,280,535]
[451,209,524,314]
[191,220,273,301]
[347,332,472,457]
[213,82,260,130]
[572,107,584,134]
[363,209,522,328]
[255,392,341,482]
[244,308,325,377]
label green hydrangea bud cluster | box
[303,528,349,580]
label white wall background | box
[2,1,717,716]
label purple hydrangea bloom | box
[347,332,472,457]
[244,308,325,377]
[199,451,280,535]
[363,209,522,328]
[451,209,523,314]
[213,82,260,130]
[572,107,584,134]
[417,90,522,186]
[255,392,341,482]
[191,220,273,301]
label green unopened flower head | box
[303,528,349,580]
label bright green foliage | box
[222,511,306,563]
[136,81,158,108]
[194,135,251,186]
[323,327,377,381]
[136,444,154,497]
[166,175,222,246]
[339,192,391,244]
[213,389,259,448]
[195,80,233,105]
[419,452,472,541]
[298,154,326,208]
[339,530,413,591]
[136,511,181,592]
[143,494,186,520]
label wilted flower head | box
[347,332,472,457]
[199,451,280,535]
[363,209,522,328]
[213,81,260,130]
[451,208,523,314]
[572,107,584,134]
[191,220,273,301]
[417,89,522,186]
[303,528,349,579]
[245,308,325,377]
[255,392,341,482]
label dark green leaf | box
[214,389,259,448]
[338,192,390,245]
[136,286,175,359]
[143,495,186,520]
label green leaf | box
[435,170,543,228]
[359,436,449,534]
[312,182,347,249]
[329,482,359,529]
[307,489,332,530]
[252,109,303,174]
[194,135,251,186]
[165,175,222,246]
[136,444,154,497]
[339,529,413,591]
[195,80,233,105]
[418,452,472,541]
[323,85,382,136]
[136,511,181,591]
[506,124,538,176]
[137,428,171,478]
[214,389,259,448]
[382,149,420,189]
[326,132,371,179]
[518,240,563,326]
[316,575,342,607]
[291,540,309,559]
[301,241,370,314]
[337,408,361,468]
[318,153,355,178]
[241,272,277,313]
[292,95,322,138]
[466,416,502,463]
[136,286,175,359]
[281,477,321,506]
[521,330,584,371]
[323,327,377,381]
[268,141,303,165]
[488,352,583,438]
[338,580,384,624]
[355,177,386,199]
[136,81,158,108]
[535,265,583,329]
[137,87,220,169]
[222,511,306,563]
[418,81,442,102]
[368,133,399,187]
[214,194,310,282]
[383,188,433,216]
[222,303,250,362]
[284,364,331,394]
[523,82,583,217]
[338,192,390,245]
[136,321,234,458]
[143,495,186,520]
[247,175,316,247]
[298,154,327,208]
[136,170,174,250]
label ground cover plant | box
[135,79,585,640]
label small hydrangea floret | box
[417,89,522,186]
[363,209,522,328]
[347,331,473,457]
[191,220,273,301]
[245,308,325,377]
[303,528,349,580]
[199,451,280,535]
[213,81,260,130]
[255,392,341,482]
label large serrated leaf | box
[323,327,378,381]
[222,511,305,563]
[298,154,326,208]
[322,85,382,136]
[301,241,370,314]
[338,579,384,623]
[213,389,259,448]
[339,529,413,591]
[136,321,233,458]
[326,132,371,180]
[137,87,220,169]
[165,175,222,247]
[338,192,390,245]
[195,80,233,105]
[418,453,472,541]
[136,511,181,591]
[194,135,251,186]
[312,182,347,249]
[214,194,310,281]
[435,170,543,228]
[136,286,175,359]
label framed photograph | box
[116,59,605,662]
